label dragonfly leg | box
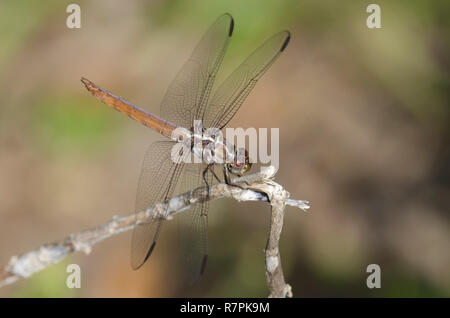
[223,165,248,189]
[208,165,222,183]
[202,165,213,200]
[223,164,231,184]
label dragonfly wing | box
[176,163,214,285]
[205,31,290,129]
[160,13,234,128]
[131,141,187,269]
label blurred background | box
[0,0,449,297]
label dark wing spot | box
[200,254,208,275]
[280,31,291,52]
[142,241,156,267]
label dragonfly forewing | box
[161,13,234,129]
[205,30,291,129]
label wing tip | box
[229,18,234,37]
[200,254,208,275]
[280,31,291,52]
[222,13,234,37]
[131,241,156,270]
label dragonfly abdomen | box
[81,77,178,138]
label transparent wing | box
[177,163,214,285]
[131,141,187,269]
[160,13,234,128]
[205,31,290,129]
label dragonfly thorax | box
[178,129,251,175]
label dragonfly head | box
[227,148,251,176]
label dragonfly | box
[81,13,290,283]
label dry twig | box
[0,166,309,297]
